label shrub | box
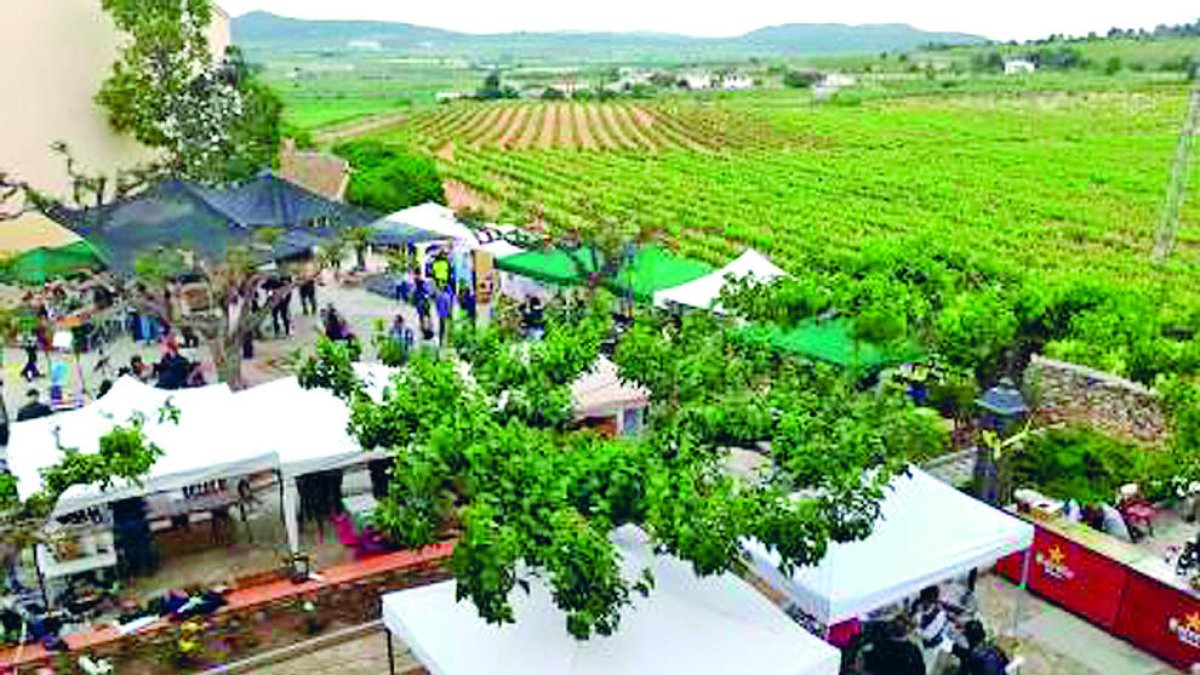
[333,140,443,213]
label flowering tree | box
[97,0,281,184]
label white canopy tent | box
[743,468,1034,626]
[231,371,394,554]
[6,378,275,515]
[382,526,840,675]
[378,203,480,248]
[653,249,787,311]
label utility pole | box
[1152,71,1200,263]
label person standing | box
[952,621,1010,675]
[435,285,454,345]
[459,284,477,327]
[862,617,925,675]
[414,276,433,341]
[431,252,450,291]
[298,275,318,316]
[389,315,414,365]
[21,333,40,382]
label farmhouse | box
[721,72,755,90]
[680,72,715,90]
[1004,58,1037,75]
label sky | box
[216,0,1198,42]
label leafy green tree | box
[334,141,444,213]
[299,296,941,639]
[783,70,821,89]
[1,413,167,551]
[96,0,281,184]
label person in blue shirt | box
[435,286,454,345]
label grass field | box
[364,86,1200,312]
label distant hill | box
[232,11,987,60]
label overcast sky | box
[216,0,1198,42]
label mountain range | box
[232,11,988,60]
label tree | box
[96,0,282,184]
[476,71,519,100]
[298,295,941,639]
[783,70,821,89]
[130,246,293,389]
[542,87,566,101]
[334,141,444,213]
[1105,56,1123,75]
[1,412,168,553]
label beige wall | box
[0,1,230,210]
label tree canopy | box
[299,293,944,639]
[97,0,282,184]
[333,140,444,213]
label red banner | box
[1023,528,1128,630]
[1115,571,1200,671]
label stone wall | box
[1024,354,1167,443]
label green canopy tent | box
[738,318,922,371]
[495,246,712,302]
[2,241,105,285]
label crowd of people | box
[849,575,1011,675]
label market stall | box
[495,245,713,303]
[231,373,390,556]
[381,525,841,675]
[374,203,480,248]
[996,504,1200,671]
[652,249,787,311]
[744,468,1034,628]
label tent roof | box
[738,318,920,369]
[0,213,82,256]
[4,240,104,285]
[480,239,524,260]
[743,468,1034,625]
[6,378,274,513]
[496,246,712,301]
[382,526,840,675]
[232,374,388,479]
[569,356,648,419]
[192,172,374,230]
[653,249,787,310]
[377,203,479,246]
[610,246,714,303]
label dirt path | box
[495,106,530,149]
[443,180,498,217]
[573,104,598,150]
[538,104,558,149]
[312,112,408,146]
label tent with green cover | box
[3,241,104,284]
[495,245,713,302]
[739,318,922,370]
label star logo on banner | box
[1047,546,1066,566]
[1185,614,1200,633]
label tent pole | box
[387,628,396,675]
[1012,547,1032,638]
[282,478,301,556]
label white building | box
[680,72,714,90]
[1004,59,1037,75]
[721,73,754,90]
